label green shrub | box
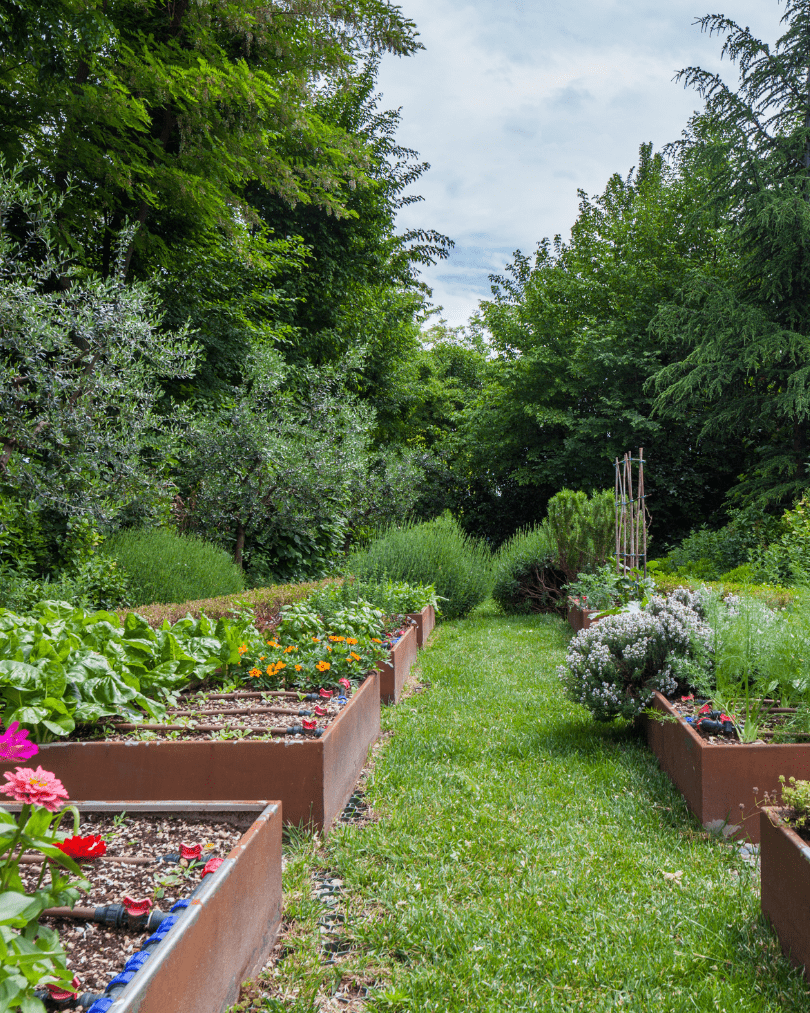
[492,524,566,615]
[345,515,492,620]
[651,506,776,580]
[545,488,614,581]
[103,527,245,606]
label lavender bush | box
[558,591,713,720]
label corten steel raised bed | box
[38,801,282,1013]
[760,806,810,976]
[1,674,380,831]
[406,605,436,648]
[379,624,418,704]
[567,607,598,633]
[645,692,810,842]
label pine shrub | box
[346,515,492,620]
[102,528,245,606]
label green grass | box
[239,602,810,1012]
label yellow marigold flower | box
[238,644,248,655]
[295,664,303,671]
[249,668,262,678]
[316,661,331,672]
[277,661,286,669]
[266,665,274,675]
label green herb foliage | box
[102,528,245,607]
[307,578,440,618]
[491,524,563,615]
[346,515,492,620]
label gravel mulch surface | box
[23,812,247,1005]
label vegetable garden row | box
[0,579,438,1012]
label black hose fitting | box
[93,904,168,931]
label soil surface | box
[668,696,804,744]
[74,687,354,742]
[23,812,246,1006]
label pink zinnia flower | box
[0,722,37,762]
[56,834,107,860]
[123,896,152,917]
[180,843,202,861]
[201,856,224,879]
[0,767,68,810]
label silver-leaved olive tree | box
[0,168,199,522]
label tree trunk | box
[235,522,245,569]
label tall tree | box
[465,144,744,545]
[652,2,810,507]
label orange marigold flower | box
[238,644,248,655]
[346,638,358,645]
[284,645,297,653]
[328,635,339,642]
[312,637,320,643]
[249,668,262,678]
[277,661,286,669]
[295,664,303,671]
[326,645,333,652]
[316,661,331,672]
[266,665,274,675]
[371,638,382,644]
[350,652,361,661]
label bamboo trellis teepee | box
[614,449,649,575]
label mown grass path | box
[260,606,810,1012]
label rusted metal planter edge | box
[78,801,282,1013]
[379,625,418,704]
[645,692,810,842]
[760,806,810,977]
[406,605,435,648]
[2,674,380,831]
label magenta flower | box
[123,896,152,917]
[0,722,38,762]
[0,767,68,810]
[180,843,202,861]
[201,856,224,879]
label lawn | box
[236,603,810,1012]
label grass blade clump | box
[102,527,245,606]
[345,515,491,620]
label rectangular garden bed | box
[567,607,597,633]
[407,605,435,648]
[760,806,810,977]
[1,674,380,831]
[31,801,282,1013]
[379,624,418,704]
[645,692,810,842]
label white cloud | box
[377,0,786,326]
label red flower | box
[123,896,152,917]
[0,766,68,810]
[314,705,327,717]
[56,834,107,860]
[319,689,333,699]
[180,843,202,861]
[45,976,81,1000]
[302,718,317,731]
[698,703,712,715]
[201,856,224,879]
[680,694,694,701]
[338,678,351,693]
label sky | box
[376,0,786,328]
